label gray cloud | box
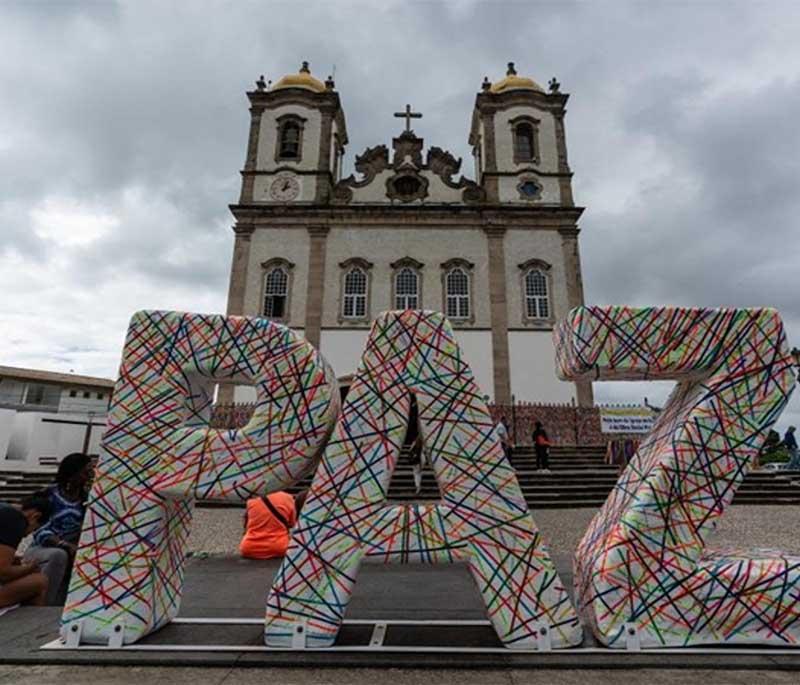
[1,0,799,424]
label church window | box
[343,267,368,319]
[279,122,301,159]
[514,124,535,161]
[263,266,289,319]
[395,268,419,309]
[524,268,550,319]
[274,115,306,163]
[519,180,541,199]
[510,116,540,165]
[445,268,470,319]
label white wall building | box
[0,366,113,471]
[223,62,593,406]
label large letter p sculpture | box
[61,311,338,644]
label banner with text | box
[599,406,656,434]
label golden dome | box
[489,62,544,94]
[272,61,326,93]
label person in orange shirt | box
[239,490,302,560]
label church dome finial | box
[272,61,326,93]
[489,62,543,94]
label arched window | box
[278,121,301,160]
[343,267,368,319]
[514,123,535,162]
[524,269,549,319]
[445,268,470,319]
[395,267,419,310]
[263,266,289,319]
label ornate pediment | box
[332,135,485,205]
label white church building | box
[222,61,592,407]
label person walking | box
[532,421,551,473]
[784,426,800,470]
[0,493,52,610]
[23,452,93,605]
[496,416,513,462]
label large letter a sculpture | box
[266,310,582,649]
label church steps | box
[3,457,800,509]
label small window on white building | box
[445,268,470,319]
[343,267,368,319]
[263,267,289,319]
[24,383,60,407]
[395,267,419,310]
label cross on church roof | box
[394,104,422,132]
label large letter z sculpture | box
[557,306,799,648]
[61,311,338,644]
[266,310,582,649]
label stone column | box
[560,227,593,407]
[240,106,264,203]
[554,111,574,207]
[481,112,500,203]
[304,225,330,350]
[314,107,335,203]
[484,225,512,405]
[218,226,253,403]
[225,227,253,317]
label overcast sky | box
[1,0,799,425]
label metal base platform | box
[3,556,799,669]
[40,617,800,657]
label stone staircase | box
[4,446,800,509]
[0,470,56,505]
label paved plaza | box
[1,665,800,685]
[186,504,800,558]
[2,505,800,681]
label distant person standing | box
[784,426,800,470]
[532,421,551,473]
[495,417,512,462]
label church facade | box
[223,62,592,406]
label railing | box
[210,400,647,446]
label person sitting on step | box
[23,452,93,605]
[239,490,307,560]
[0,493,52,610]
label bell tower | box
[469,62,573,206]
[239,61,348,206]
